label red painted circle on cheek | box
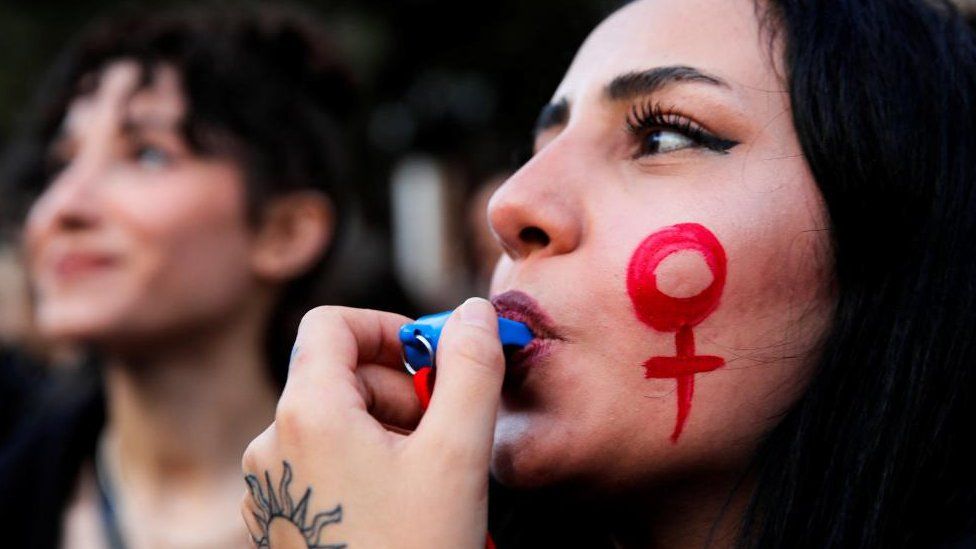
[626,223,727,332]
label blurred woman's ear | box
[249,191,333,282]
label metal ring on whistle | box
[401,334,434,375]
[399,309,534,375]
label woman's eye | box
[640,130,697,156]
[134,145,173,170]
[627,104,739,159]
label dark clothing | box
[0,364,103,548]
[488,480,617,548]
[0,346,42,446]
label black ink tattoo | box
[245,461,346,548]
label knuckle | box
[297,305,361,340]
[286,345,308,375]
[240,449,257,475]
[298,305,338,333]
[274,393,347,444]
[241,425,274,473]
[274,398,311,440]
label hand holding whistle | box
[400,309,533,410]
[242,301,510,549]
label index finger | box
[283,306,413,408]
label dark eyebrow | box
[605,65,728,101]
[533,97,570,136]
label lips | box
[491,290,565,377]
[51,252,118,279]
[491,290,563,339]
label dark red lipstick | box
[491,290,564,378]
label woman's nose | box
[487,153,583,261]
[28,160,103,234]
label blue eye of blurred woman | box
[133,144,173,170]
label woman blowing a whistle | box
[241,0,976,547]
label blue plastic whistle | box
[399,310,534,374]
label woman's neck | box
[607,470,754,549]
[78,305,281,547]
[101,310,279,492]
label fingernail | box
[457,297,496,329]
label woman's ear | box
[250,192,334,282]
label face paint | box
[626,223,728,442]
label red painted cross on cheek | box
[626,223,727,443]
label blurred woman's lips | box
[491,290,566,380]
[51,252,118,279]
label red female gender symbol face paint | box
[626,223,727,442]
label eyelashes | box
[519,100,740,168]
[625,101,738,158]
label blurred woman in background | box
[0,4,363,547]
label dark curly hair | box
[0,2,360,386]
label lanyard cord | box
[94,439,129,549]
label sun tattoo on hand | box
[245,461,346,548]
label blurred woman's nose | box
[487,149,583,261]
[28,158,104,234]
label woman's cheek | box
[625,222,729,443]
[105,170,254,325]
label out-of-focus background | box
[0,9,621,536]
[0,0,611,320]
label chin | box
[36,317,107,343]
[491,440,623,505]
[35,300,122,343]
[491,411,653,496]
[491,417,571,490]
[491,441,556,489]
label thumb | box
[417,297,504,457]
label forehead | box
[554,0,778,101]
[62,60,186,136]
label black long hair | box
[0,2,360,386]
[740,0,976,546]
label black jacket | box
[0,362,103,548]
